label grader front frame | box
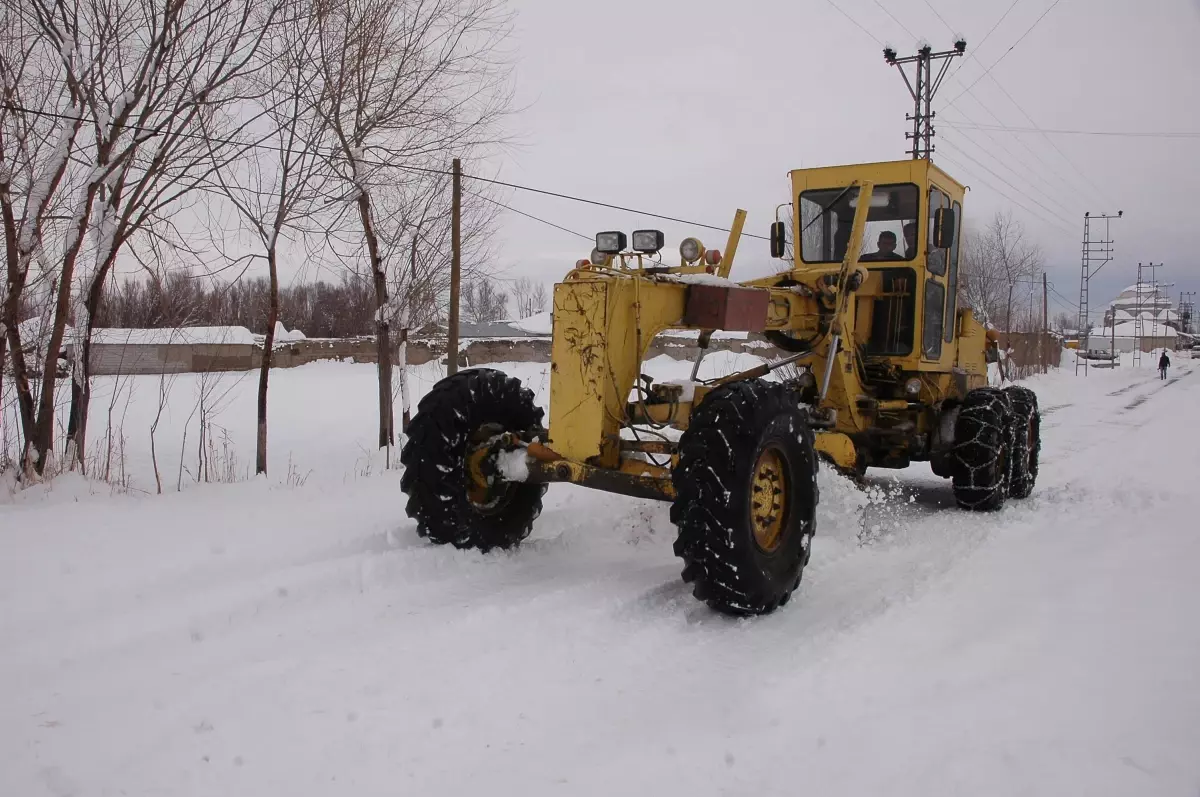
[400,158,1041,615]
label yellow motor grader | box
[401,158,1041,615]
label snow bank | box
[2,357,1200,795]
[272,321,307,343]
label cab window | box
[943,200,962,343]
[927,189,948,276]
[798,184,919,264]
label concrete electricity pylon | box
[884,40,966,160]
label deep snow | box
[2,355,1199,796]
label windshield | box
[798,184,920,264]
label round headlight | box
[679,237,704,264]
[590,247,612,266]
[904,377,921,396]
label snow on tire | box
[950,387,1013,512]
[1004,385,1040,499]
[670,379,819,616]
[399,368,547,551]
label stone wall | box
[79,332,788,376]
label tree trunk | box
[356,190,393,450]
[31,189,98,474]
[2,271,37,450]
[376,303,394,450]
[256,246,280,476]
[66,250,123,471]
[398,326,410,432]
[65,334,90,472]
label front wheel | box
[671,380,819,615]
[399,368,547,551]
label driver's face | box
[877,235,896,254]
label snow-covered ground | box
[2,354,1199,795]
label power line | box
[943,0,1063,110]
[922,0,957,37]
[3,101,767,242]
[937,135,1076,231]
[458,173,770,241]
[980,73,1120,208]
[942,0,1022,85]
[940,120,1200,139]
[924,0,1111,222]
[873,0,917,42]
[824,0,883,46]
[953,91,1098,205]
[931,149,1075,237]
[939,114,1078,222]
[467,190,591,242]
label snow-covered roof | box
[1103,321,1177,338]
[91,326,257,346]
[511,311,552,336]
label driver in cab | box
[860,230,904,261]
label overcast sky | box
[480,0,1200,322]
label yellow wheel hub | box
[750,447,788,552]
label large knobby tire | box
[671,380,819,616]
[950,387,1013,511]
[1004,385,1040,499]
[400,368,547,551]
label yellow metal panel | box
[548,275,690,467]
[814,431,858,472]
[548,281,611,463]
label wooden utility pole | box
[1042,273,1049,373]
[448,158,462,376]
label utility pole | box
[884,40,966,159]
[1043,273,1049,374]
[1076,211,1122,375]
[1133,263,1144,368]
[1180,291,1196,335]
[448,157,462,376]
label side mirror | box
[770,221,787,259]
[933,207,956,249]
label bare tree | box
[462,275,507,323]
[0,7,83,470]
[958,212,1042,331]
[310,0,513,454]
[204,7,327,475]
[10,0,281,475]
[512,276,532,318]
[530,281,548,315]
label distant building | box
[1105,283,1172,327]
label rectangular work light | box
[631,229,665,253]
[595,231,627,254]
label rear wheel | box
[950,387,1013,511]
[400,369,546,551]
[1004,385,1040,499]
[671,380,819,615]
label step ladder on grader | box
[401,158,1041,615]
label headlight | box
[589,248,612,266]
[595,231,627,255]
[680,237,704,263]
[905,377,921,396]
[631,229,664,253]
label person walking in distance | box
[1158,349,1171,380]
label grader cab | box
[400,158,1042,615]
